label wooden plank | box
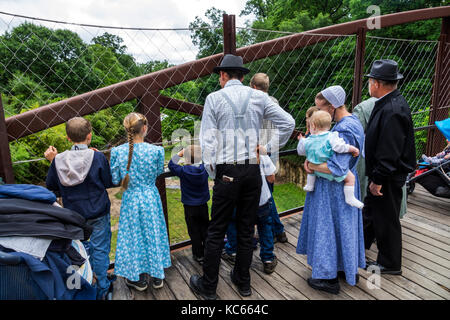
[402,216,450,239]
[402,241,450,269]
[406,205,450,228]
[402,233,450,260]
[407,194,450,215]
[274,244,354,300]
[401,220,450,246]
[401,226,450,253]
[408,199,450,220]
[218,258,265,300]
[282,220,404,300]
[401,247,450,279]
[112,276,134,300]
[366,250,445,300]
[167,256,198,300]
[250,251,309,300]
[177,250,242,300]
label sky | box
[0,0,255,64]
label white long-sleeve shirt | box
[200,80,295,178]
[259,155,277,206]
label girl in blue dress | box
[110,112,171,291]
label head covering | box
[321,85,346,108]
[213,54,250,74]
[365,59,404,81]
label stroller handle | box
[0,250,22,265]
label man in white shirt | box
[189,54,295,300]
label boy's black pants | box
[363,175,405,270]
[201,163,262,293]
[183,203,209,258]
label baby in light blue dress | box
[297,110,364,209]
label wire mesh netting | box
[0,12,444,246]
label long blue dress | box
[110,142,171,281]
[296,114,366,286]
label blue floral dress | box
[296,115,366,286]
[110,142,171,281]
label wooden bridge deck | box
[112,185,450,300]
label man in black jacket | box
[363,59,416,275]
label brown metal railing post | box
[138,92,170,239]
[223,14,236,55]
[0,94,14,184]
[352,27,367,109]
[427,16,450,156]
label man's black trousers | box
[183,203,210,258]
[201,163,262,293]
[363,176,405,270]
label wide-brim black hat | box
[365,59,404,81]
[213,54,250,74]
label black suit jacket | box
[365,89,416,185]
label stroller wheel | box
[406,182,415,195]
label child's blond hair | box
[309,110,332,131]
[250,73,270,92]
[66,117,92,143]
[305,106,319,119]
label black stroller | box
[406,118,450,198]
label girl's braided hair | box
[121,112,148,190]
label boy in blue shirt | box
[169,145,210,264]
[44,117,113,300]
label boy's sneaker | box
[274,232,288,243]
[263,256,278,274]
[125,275,148,291]
[221,251,236,265]
[152,277,164,289]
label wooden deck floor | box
[112,185,450,300]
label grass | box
[109,182,305,261]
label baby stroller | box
[406,118,450,198]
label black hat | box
[213,54,250,75]
[365,59,404,81]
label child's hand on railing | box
[44,146,58,162]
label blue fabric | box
[84,213,111,299]
[225,203,275,262]
[268,183,284,236]
[168,160,210,206]
[2,249,96,300]
[296,114,366,286]
[435,118,450,141]
[46,151,113,220]
[110,143,171,282]
[0,184,56,204]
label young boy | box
[249,72,287,243]
[44,117,113,300]
[168,145,210,264]
[297,110,364,209]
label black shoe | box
[189,275,217,300]
[193,255,204,265]
[125,274,148,291]
[152,277,164,289]
[221,250,236,265]
[230,269,252,297]
[307,278,340,295]
[275,231,288,243]
[365,261,402,275]
[337,271,359,284]
[263,256,278,274]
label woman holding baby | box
[296,85,366,295]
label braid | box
[121,129,134,190]
[121,112,147,190]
